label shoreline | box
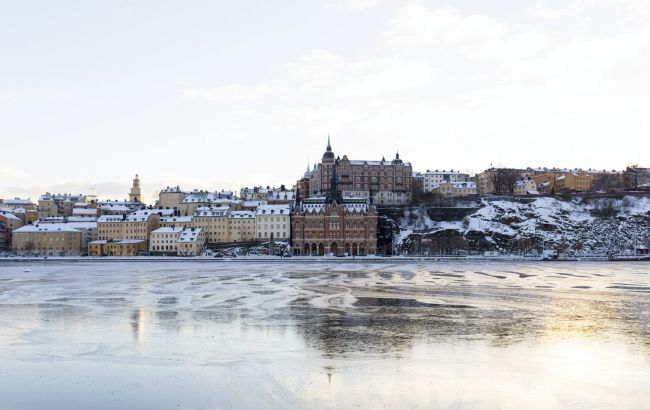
[1,256,647,263]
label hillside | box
[385,196,650,256]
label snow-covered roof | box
[72,208,97,215]
[90,239,145,244]
[160,186,186,193]
[98,209,167,223]
[348,160,412,167]
[182,190,234,203]
[230,211,255,219]
[15,223,81,233]
[242,200,267,207]
[0,206,25,214]
[161,216,193,223]
[0,211,21,221]
[193,206,229,217]
[177,227,203,243]
[2,198,33,205]
[256,205,291,216]
[268,191,296,200]
[151,227,184,234]
[67,216,97,222]
[514,179,535,187]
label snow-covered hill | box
[389,196,650,255]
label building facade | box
[12,223,82,256]
[302,138,413,206]
[256,205,291,242]
[291,198,378,256]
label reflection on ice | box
[0,261,649,409]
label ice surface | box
[0,261,650,409]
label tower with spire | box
[129,174,142,203]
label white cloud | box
[385,4,554,61]
[338,0,389,11]
[288,49,434,99]
[180,83,281,102]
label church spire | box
[327,134,331,151]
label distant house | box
[513,178,538,196]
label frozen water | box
[1,261,650,409]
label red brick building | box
[301,137,413,206]
[291,198,378,256]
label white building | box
[421,170,471,192]
[255,205,291,242]
[177,227,206,256]
[149,226,184,254]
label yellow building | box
[228,211,256,243]
[149,227,184,254]
[431,182,477,198]
[177,227,206,256]
[12,223,82,256]
[513,178,538,196]
[97,210,165,243]
[88,240,147,256]
[555,170,592,192]
[192,206,230,244]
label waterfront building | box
[96,209,167,243]
[88,240,147,256]
[228,211,256,243]
[291,198,378,256]
[12,223,82,256]
[149,226,184,254]
[255,205,291,242]
[177,227,206,256]
[191,206,230,244]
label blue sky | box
[1,0,649,202]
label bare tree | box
[592,173,624,192]
[624,165,641,190]
[489,169,522,195]
[23,240,35,255]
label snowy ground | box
[1,262,650,409]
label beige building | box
[38,193,85,219]
[1,212,23,250]
[555,170,592,192]
[1,198,36,211]
[513,178,539,196]
[88,240,147,256]
[160,216,193,227]
[12,223,82,256]
[256,205,291,242]
[228,211,256,243]
[97,210,166,244]
[177,227,206,256]
[431,182,477,198]
[192,206,230,244]
[149,227,184,254]
[421,170,471,192]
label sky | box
[1,0,649,203]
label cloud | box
[288,49,435,99]
[180,83,281,102]
[384,4,554,61]
[526,3,578,18]
[337,0,389,11]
